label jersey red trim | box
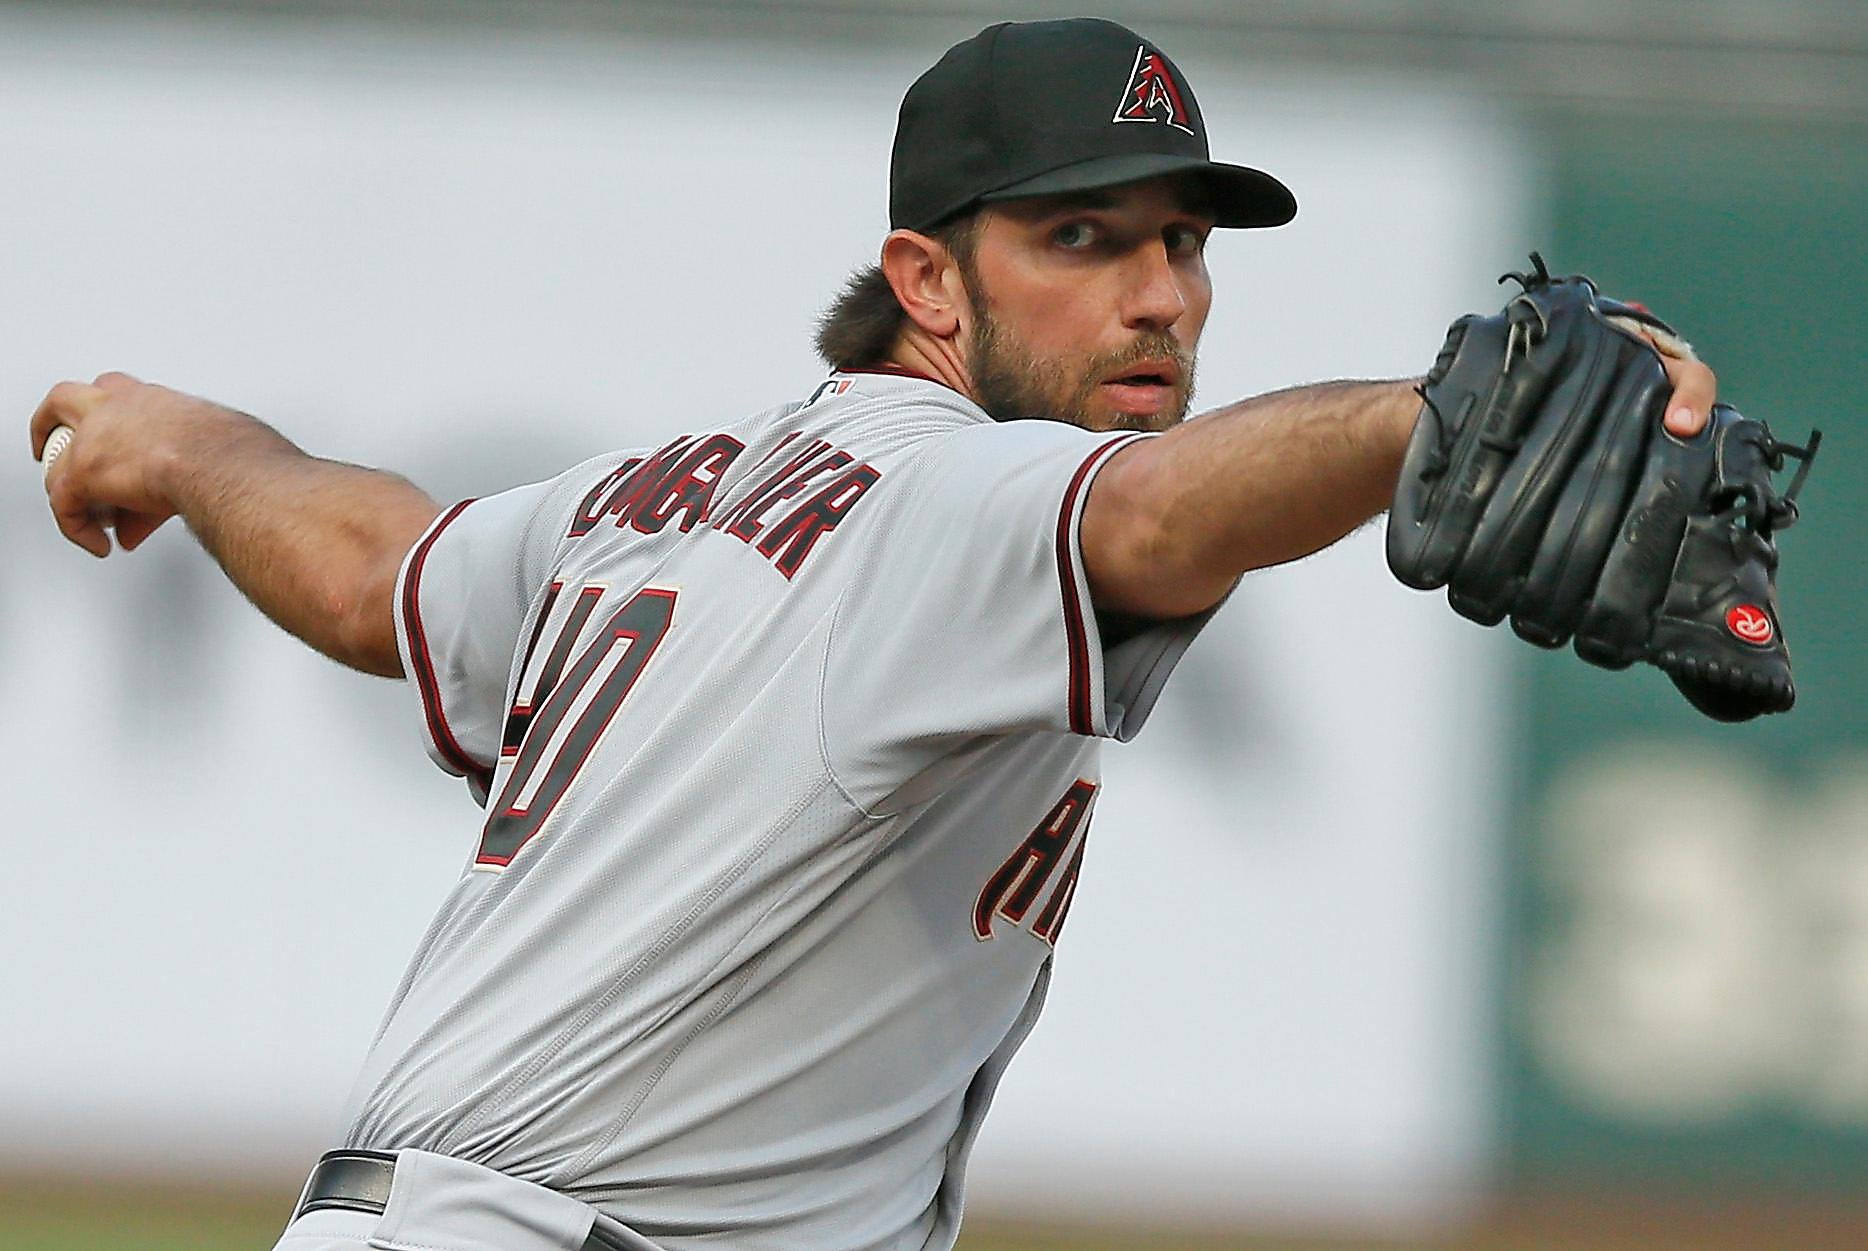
[1055,434,1147,736]
[402,499,495,791]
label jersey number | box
[476,585,677,868]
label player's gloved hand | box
[1385,254,1821,721]
[30,372,230,557]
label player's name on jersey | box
[567,430,882,579]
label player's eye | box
[1052,221,1100,250]
[1164,224,1208,256]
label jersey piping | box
[1056,432,1146,735]
[400,498,495,791]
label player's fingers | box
[112,509,171,552]
[30,380,104,458]
[45,468,111,558]
[1660,353,1715,439]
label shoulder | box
[903,416,1148,502]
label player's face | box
[959,177,1215,433]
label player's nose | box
[1119,242,1187,333]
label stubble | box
[966,302,1197,434]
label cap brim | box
[978,152,1296,229]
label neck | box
[883,325,976,403]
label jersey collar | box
[826,368,993,424]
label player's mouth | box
[1099,359,1182,417]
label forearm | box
[1164,377,1420,565]
[1084,378,1421,617]
[165,414,442,677]
[32,374,443,677]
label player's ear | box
[880,229,966,340]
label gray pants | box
[270,1148,662,1251]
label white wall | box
[0,7,1524,1231]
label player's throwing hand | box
[31,372,222,557]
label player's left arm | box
[30,373,440,678]
[1081,354,1717,621]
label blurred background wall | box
[0,2,1862,1248]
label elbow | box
[328,556,406,679]
[337,600,404,679]
[334,502,439,678]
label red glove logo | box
[1726,603,1775,646]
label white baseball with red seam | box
[41,424,74,476]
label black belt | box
[293,1150,631,1250]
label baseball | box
[41,423,74,475]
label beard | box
[966,302,1197,434]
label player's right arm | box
[30,373,440,678]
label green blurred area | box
[0,1188,283,1251]
[1,1182,1857,1251]
[1535,114,1868,747]
[0,1187,1613,1251]
[1501,111,1868,1198]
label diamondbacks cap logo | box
[1726,603,1775,646]
[1113,46,1194,135]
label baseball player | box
[29,18,1717,1251]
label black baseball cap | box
[890,18,1296,233]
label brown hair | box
[813,213,982,371]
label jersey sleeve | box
[822,419,1218,812]
[392,456,622,802]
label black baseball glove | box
[1387,254,1821,721]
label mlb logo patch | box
[805,377,855,407]
[1112,46,1194,136]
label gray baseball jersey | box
[341,369,1215,1250]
